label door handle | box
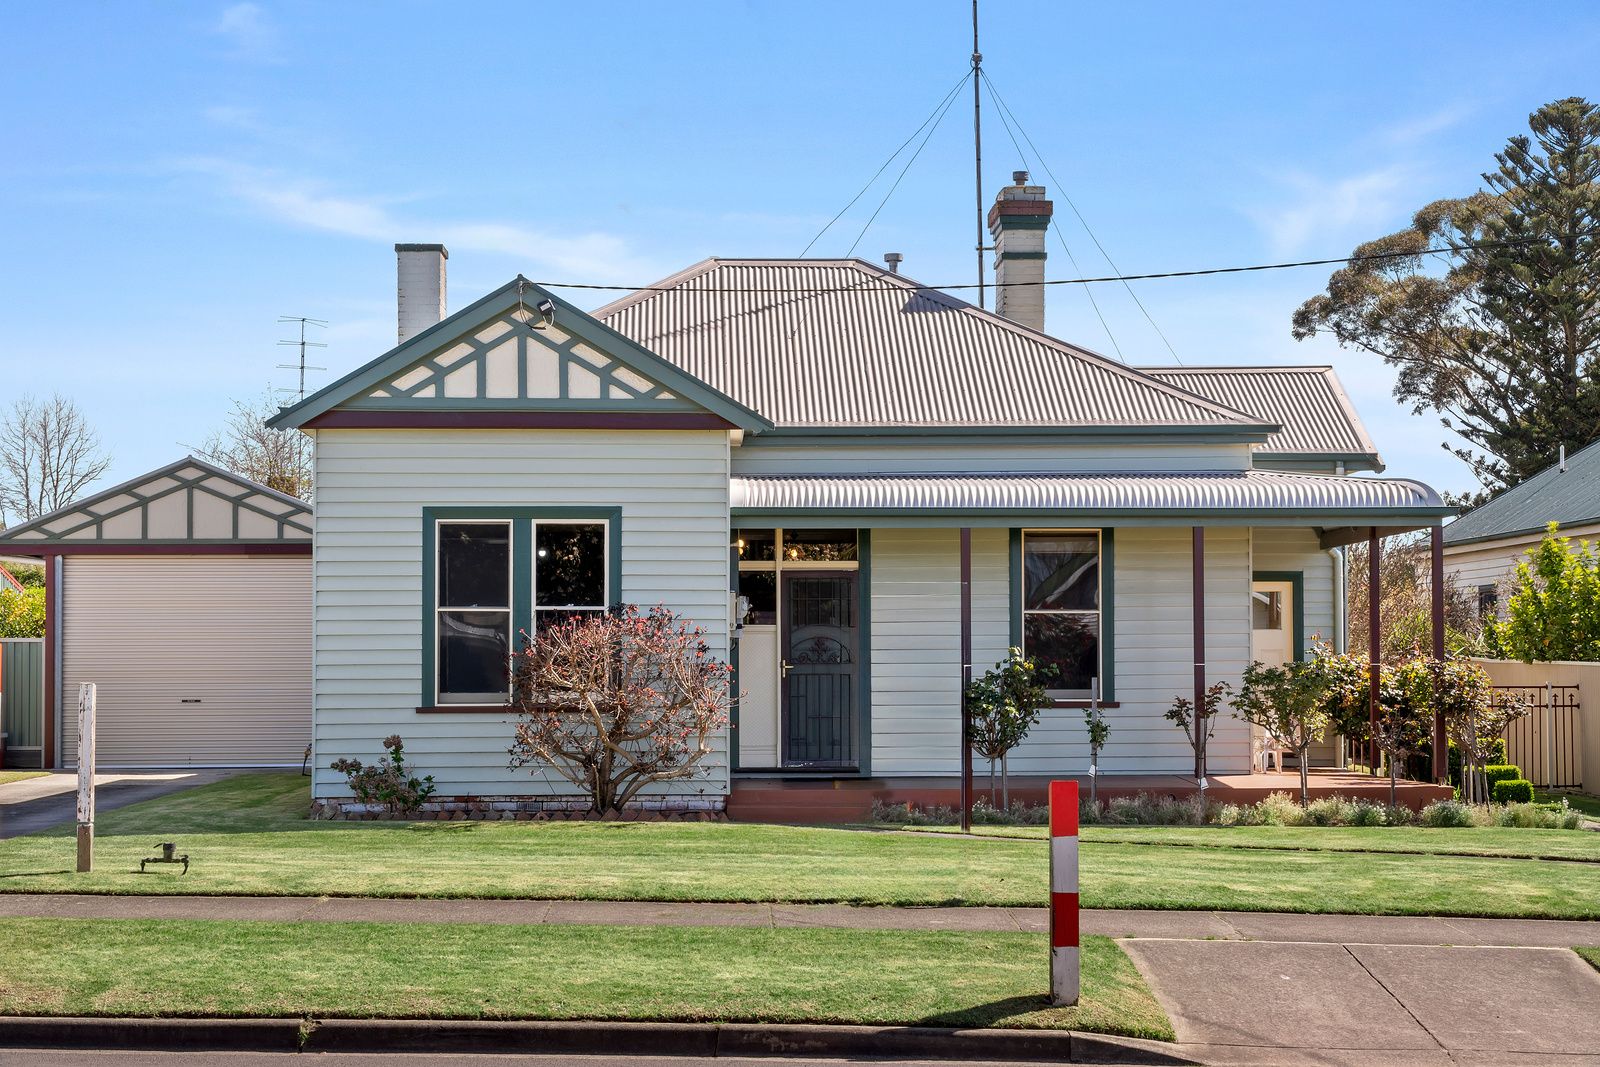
[781,660,794,677]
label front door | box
[1250,581,1294,666]
[781,571,859,768]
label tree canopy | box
[1294,97,1600,492]
[1485,522,1600,662]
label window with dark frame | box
[1477,584,1498,620]
[1021,530,1101,695]
[433,517,610,703]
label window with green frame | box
[422,507,621,707]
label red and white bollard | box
[1049,779,1080,1006]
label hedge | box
[1491,778,1536,804]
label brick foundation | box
[310,794,727,822]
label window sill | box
[416,704,513,714]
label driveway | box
[1122,937,1600,1065]
[0,771,239,839]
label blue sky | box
[2,1,1598,497]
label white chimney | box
[396,243,448,343]
[987,171,1052,333]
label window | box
[1477,584,1499,620]
[427,510,617,706]
[1252,589,1284,630]
[1021,530,1101,695]
[436,522,511,704]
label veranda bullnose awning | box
[729,469,1453,544]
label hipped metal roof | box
[595,259,1272,432]
[1444,437,1600,546]
[730,470,1448,528]
[1142,366,1381,467]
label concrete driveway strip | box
[1120,938,1443,1052]
[1346,944,1600,1055]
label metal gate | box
[1493,683,1581,789]
[0,638,45,769]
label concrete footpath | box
[3,896,1600,1064]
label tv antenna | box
[276,316,328,402]
[971,0,986,309]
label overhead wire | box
[799,70,973,258]
[981,69,1184,363]
[844,73,969,258]
[980,72,1125,360]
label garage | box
[0,456,312,768]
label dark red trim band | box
[307,411,734,431]
[18,542,311,557]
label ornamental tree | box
[1165,681,1231,800]
[1374,659,1438,808]
[966,647,1050,807]
[1486,523,1600,662]
[509,603,733,814]
[1231,661,1333,805]
[1423,654,1525,803]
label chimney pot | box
[1013,170,1030,185]
[396,243,448,344]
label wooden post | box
[76,682,95,873]
[959,527,973,833]
[1192,527,1206,781]
[1368,527,1381,776]
[1430,525,1447,783]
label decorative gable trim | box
[0,457,312,550]
[268,278,773,433]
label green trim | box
[997,251,1048,261]
[269,278,773,433]
[994,216,1051,229]
[1011,527,1115,701]
[420,506,623,708]
[857,529,872,777]
[1253,570,1307,661]
[743,424,1277,445]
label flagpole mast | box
[971,0,985,309]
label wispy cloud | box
[211,3,282,63]
[1380,105,1474,148]
[177,158,661,284]
[1246,165,1418,255]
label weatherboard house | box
[253,189,1450,818]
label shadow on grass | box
[911,993,1055,1028]
[0,869,72,879]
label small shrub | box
[1256,792,1307,826]
[971,798,1049,825]
[1491,778,1536,804]
[330,735,436,817]
[1420,799,1475,828]
[1483,765,1523,794]
[868,800,961,826]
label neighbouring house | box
[1443,439,1600,620]
[265,178,1452,819]
[0,457,312,769]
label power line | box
[532,229,1600,296]
[798,70,972,258]
[981,73,1125,360]
[981,69,1183,363]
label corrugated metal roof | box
[731,470,1445,514]
[1142,366,1380,462]
[1443,439,1600,546]
[595,259,1267,430]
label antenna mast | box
[276,316,328,402]
[971,0,985,308]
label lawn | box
[1578,947,1600,974]
[4,773,1600,918]
[0,918,1170,1038]
[0,770,48,786]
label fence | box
[0,638,45,768]
[1493,683,1581,789]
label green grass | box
[902,823,1600,861]
[0,770,48,786]
[1577,947,1600,974]
[0,918,1170,1038]
[5,773,1600,918]
[1539,791,1600,818]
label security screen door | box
[780,571,859,768]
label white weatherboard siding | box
[310,428,731,800]
[867,526,1253,777]
[60,555,311,767]
[733,442,1253,476]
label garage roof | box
[0,457,312,553]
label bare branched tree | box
[195,391,312,502]
[0,394,112,526]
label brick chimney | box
[396,243,448,343]
[987,171,1051,333]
